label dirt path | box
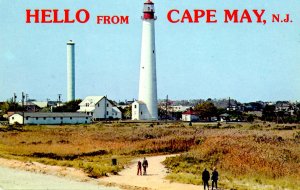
[101,155,201,190]
[0,155,203,190]
[0,165,117,190]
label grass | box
[0,122,299,189]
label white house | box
[182,110,199,122]
[8,112,91,125]
[169,106,190,113]
[132,101,151,120]
[77,96,122,120]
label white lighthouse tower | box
[132,0,158,120]
[67,40,75,102]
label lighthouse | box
[132,0,158,120]
[67,40,75,102]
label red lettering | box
[26,9,39,23]
[167,9,180,23]
[111,16,119,24]
[193,10,205,23]
[224,9,238,23]
[120,16,129,24]
[207,10,217,23]
[104,16,111,24]
[240,10,252,23]
[75,9,90,23]
[181,9,193,23]
[53,9,64,23]
[41,9,52,23]
[253,9,265,23]
[272,14,280,22]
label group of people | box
[136,158,219,190]
[137,157,148,175]
[202,167,219,190]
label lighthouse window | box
[141,112,143,115]
[153,50,155,53]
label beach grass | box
[0,122,299,189]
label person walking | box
[142,157,148,175]
[211,167,219,190]
[202,168,210,190]
[137,160,142,175]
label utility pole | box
[25,94,28,103]
[22,92,25,125]
[58,94,62,107]
[13,93,17,111]
[104,95,107,120]
[165,95,168,121]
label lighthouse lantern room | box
[142,0,156,20]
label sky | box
[0,0,299,103]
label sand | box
[101,155,201,190]
[0,165,118,190]
[0,155,204,190]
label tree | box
[52,99,82,112]
[262,105,276,122]
[194,102,217,121]
[121,106,132,119]
[0,100,23,114]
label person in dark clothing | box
[137,161,142,175]
[211,167,219,190]
[202,168,210,190]
[142,157,148,175]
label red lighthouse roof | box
[144,0,154,4]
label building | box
[182,109,199,122]
[220,113,230,122]
[78,96,122,120]
[169,106,190,113]
[8,112,91,125]
[132,0,158,120]
[67,40,75,102]
[132,101,149,120]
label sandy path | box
[0,165,117,190]
[0,158,119,190]
[101,155,201,190]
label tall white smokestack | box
[67,40,75,102]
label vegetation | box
[194,101,218,121]
[52,99,82,112]
[0,100,24,120]
[0,122,299,189]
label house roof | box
[79,96,105,106]
[79,96,116,107]
[32,101,48,108]
[77,107,95,112]
[182,110,197,115]
[112,106,121,113]
[10,112,90,118]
